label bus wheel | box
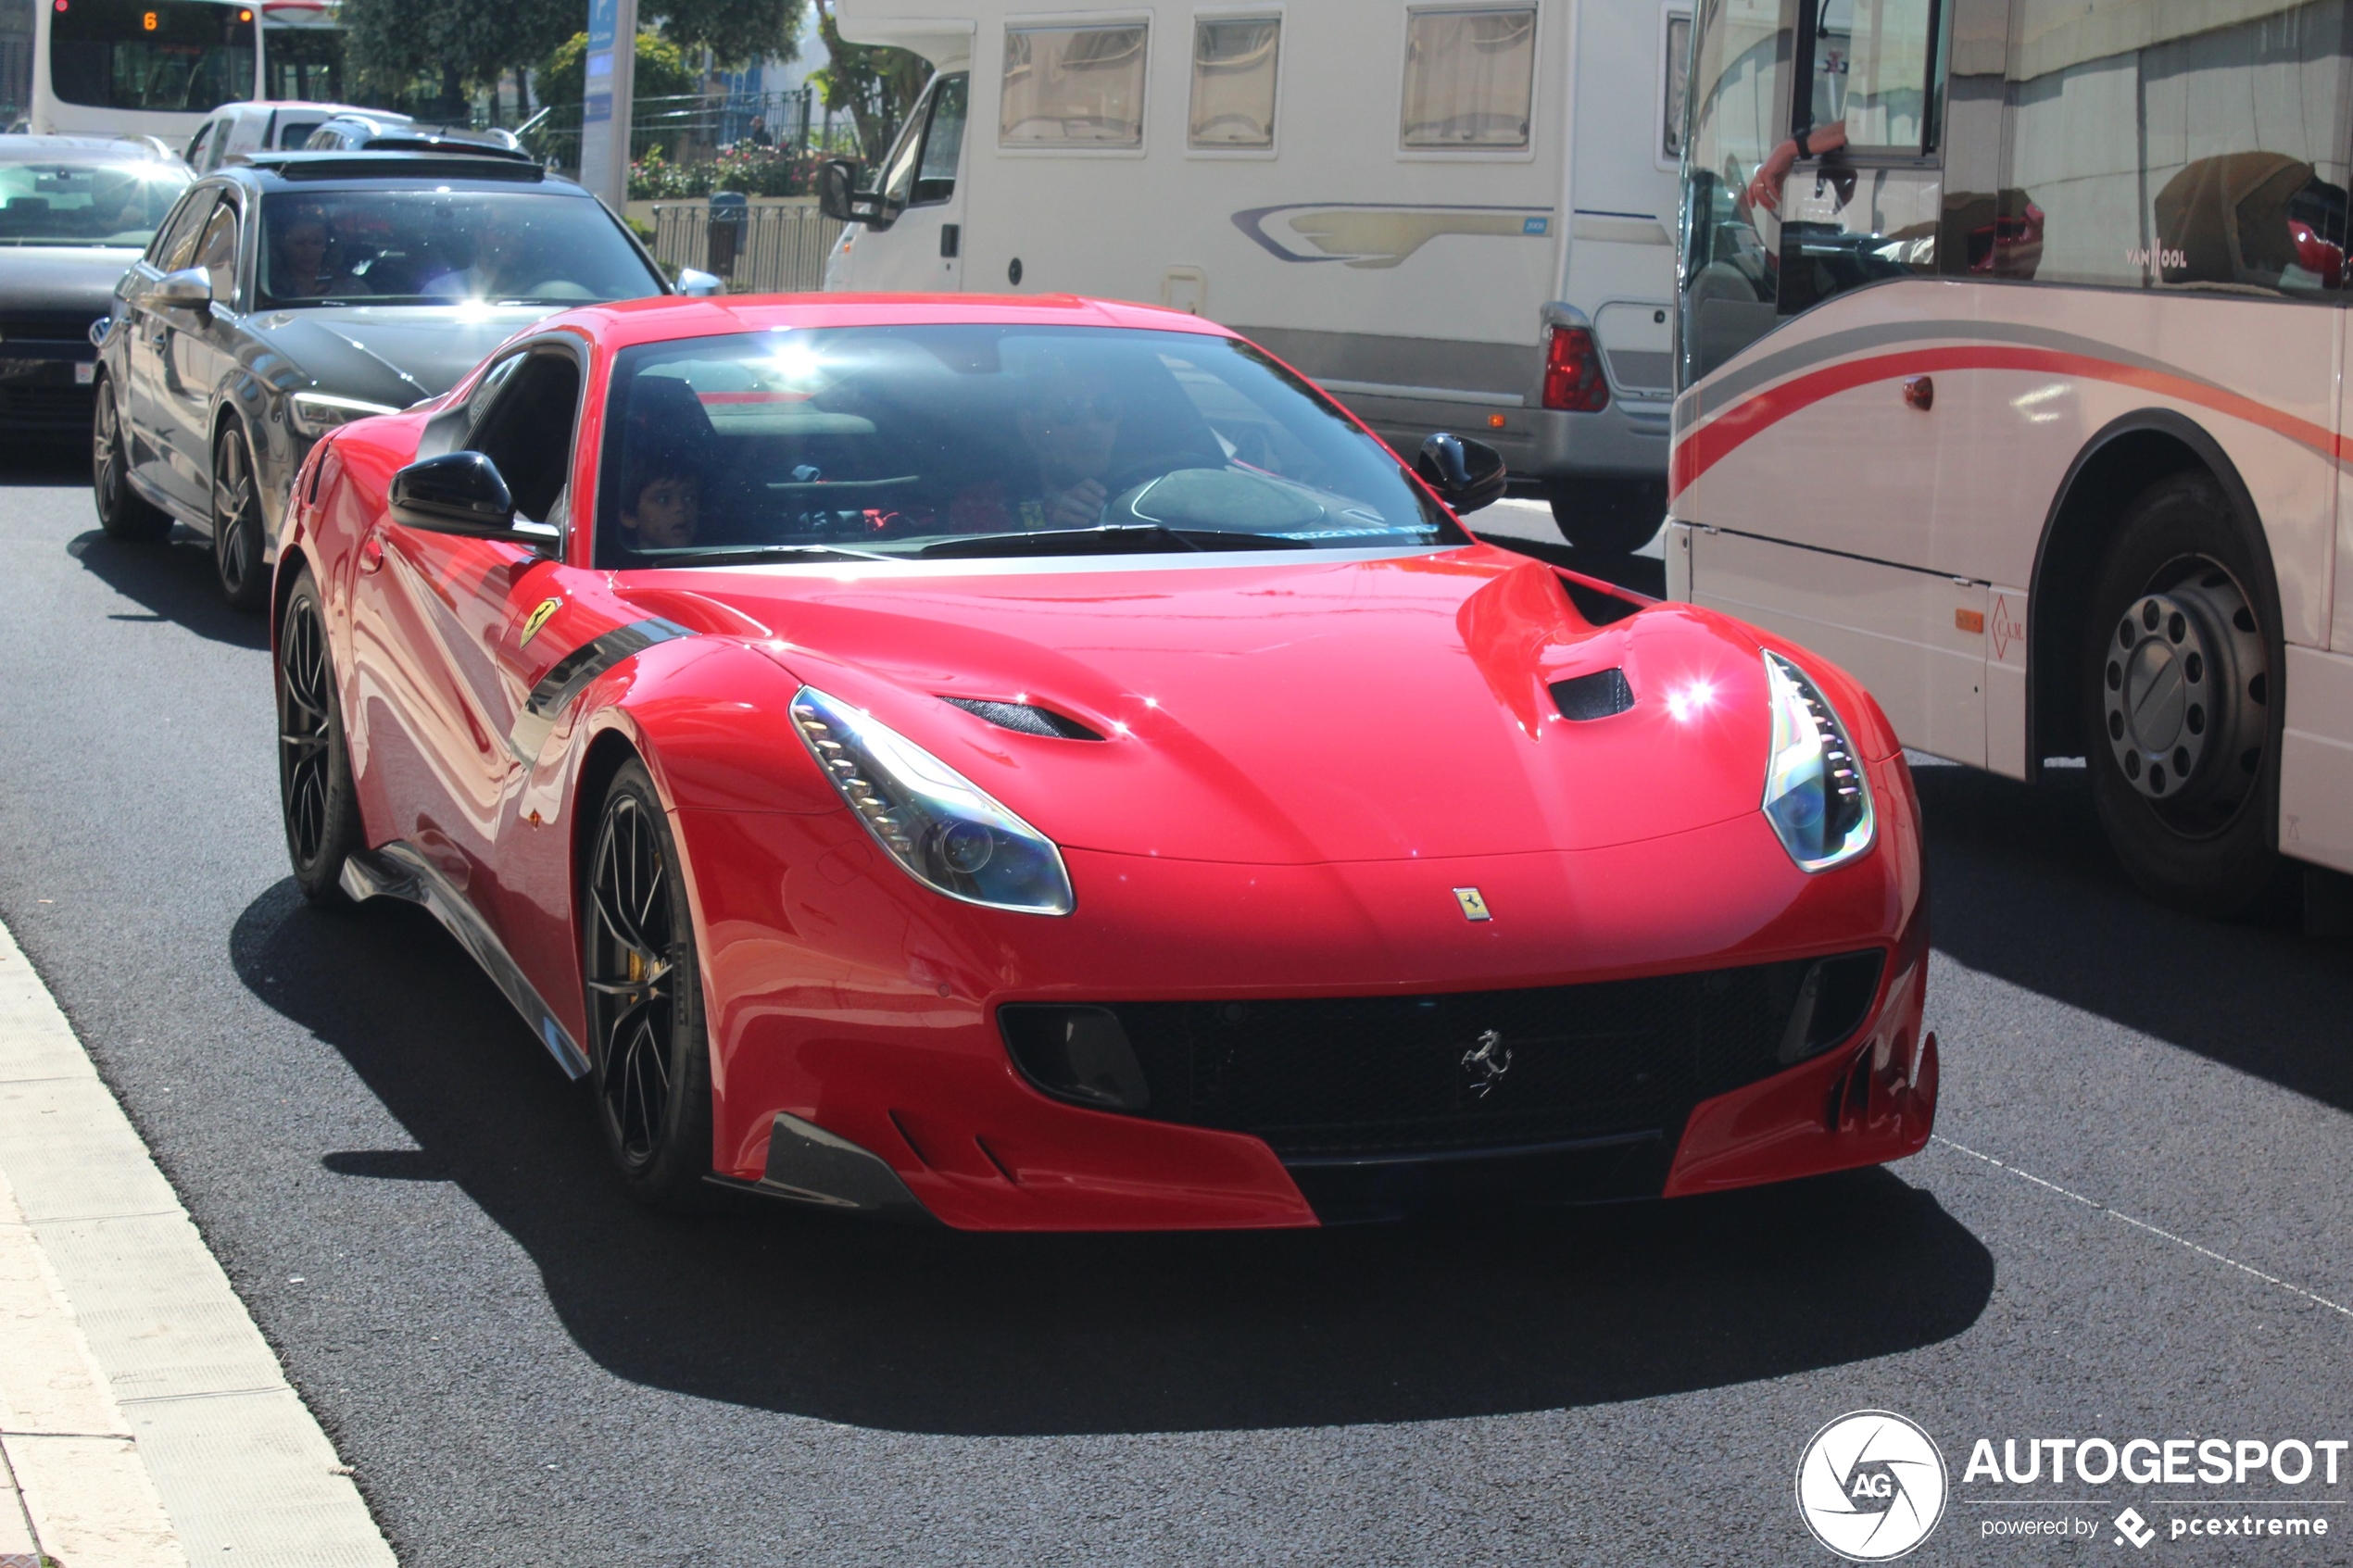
[2082,470,2284,915]
[1547,478,1667,556]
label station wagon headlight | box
[1761,651,1875,872]
[789,685,1075,915]
[288,391,400,437]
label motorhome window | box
[1989,0,2353,297]
[1807,0,1940,153]
[1400,6,1536,149]
[592,324,1464,570]
[1189,16,1280,148]
[914,74,968,202]
[49,0,257,113]
[1000,24,1149,147]
[1661,12,1692,159]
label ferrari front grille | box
[1002,951,1884,1161]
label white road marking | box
[0,917,396,1566]
[1931,1134,2353,1320]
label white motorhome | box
[824,0,1692,552]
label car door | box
[156,192,246,518]
[124,186,217,504]
[348,342,589,941]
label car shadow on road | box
[230,879,1993,1438]
[1915,762,2353,1115]
[66,528,267,651]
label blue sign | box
[587,0,618,54]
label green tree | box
[651,0,805,67]
[342,0,577,119]
[809,0,927,162]
[535,30,700,107]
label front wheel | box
[584,760,715,1207]
[277,568,362,906]
[92,376,170,543]
[1547,477,1667,556]
[212,422,269,610]
[2082,470,2287,915]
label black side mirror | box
[1415,433,1509,515]
[389,451,558,548]
[815,158,900,230]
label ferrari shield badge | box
[519,596,562,647]
[1453,886,1491,922]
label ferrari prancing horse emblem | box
[1453,886,1491,922]
[519,596,562,647]
[1461,1029,1512,1097]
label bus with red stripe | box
[1667,0,2353,913]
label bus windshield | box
[262,23,343,101]
[51,0,258,114]
[1677,0,1786,387]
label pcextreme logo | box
[1796,1410,1951,1561]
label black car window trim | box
[464,334,591,545]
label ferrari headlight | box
[288,391,400,437]
[1761,651,1875,872]
[789,685,1075,915]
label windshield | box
[51,0,258,113]
[593,325,1466,569]
[255,190,661,308]
[0,157,189,246]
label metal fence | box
[523,88,860,184]
[651,202,843,294]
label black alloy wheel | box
[212,422,270,610]
[92,376,170,543]
[584,759,714,1206]
[2082,470,2288,915]
[275,568,362,906]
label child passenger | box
[615,458,701,554]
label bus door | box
[854,73,969,292]
[1678,0,1991,763]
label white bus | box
[30,0,343,144]
[824,0,1695,554]
[1666,0,2353,914]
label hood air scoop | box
[942,697,1105,741]
[1551,668,1635,721]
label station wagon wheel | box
[91,375,170,543]
[584,759,713,1206]
[274,566,361,906]
[2082,470,2288,916]
[212,421,269,610]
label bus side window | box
[1977,0,2353,298]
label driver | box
[947,360,1126,533]
[422,206,533,300]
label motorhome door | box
[862,73,970,291]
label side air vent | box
[942,696,1105,741]
[1551,668,1634,721]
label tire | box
[276,567,362,907]
[583,759,715,1207]
[91,375,170,543]
[211,421,270,611]
[1548,477,1667,556]
[2082,470,2288,916]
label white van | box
[823,0,1691,552]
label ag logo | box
[1795,1410,1948,1561]
[519,596,562,647]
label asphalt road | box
[3,443,2349,1566]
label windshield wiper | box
[919,524,1313,559]
[637,543,904,567]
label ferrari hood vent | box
[942,696,1105,741]
[1550,668,1635,721]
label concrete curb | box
[0,917,396,1568]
